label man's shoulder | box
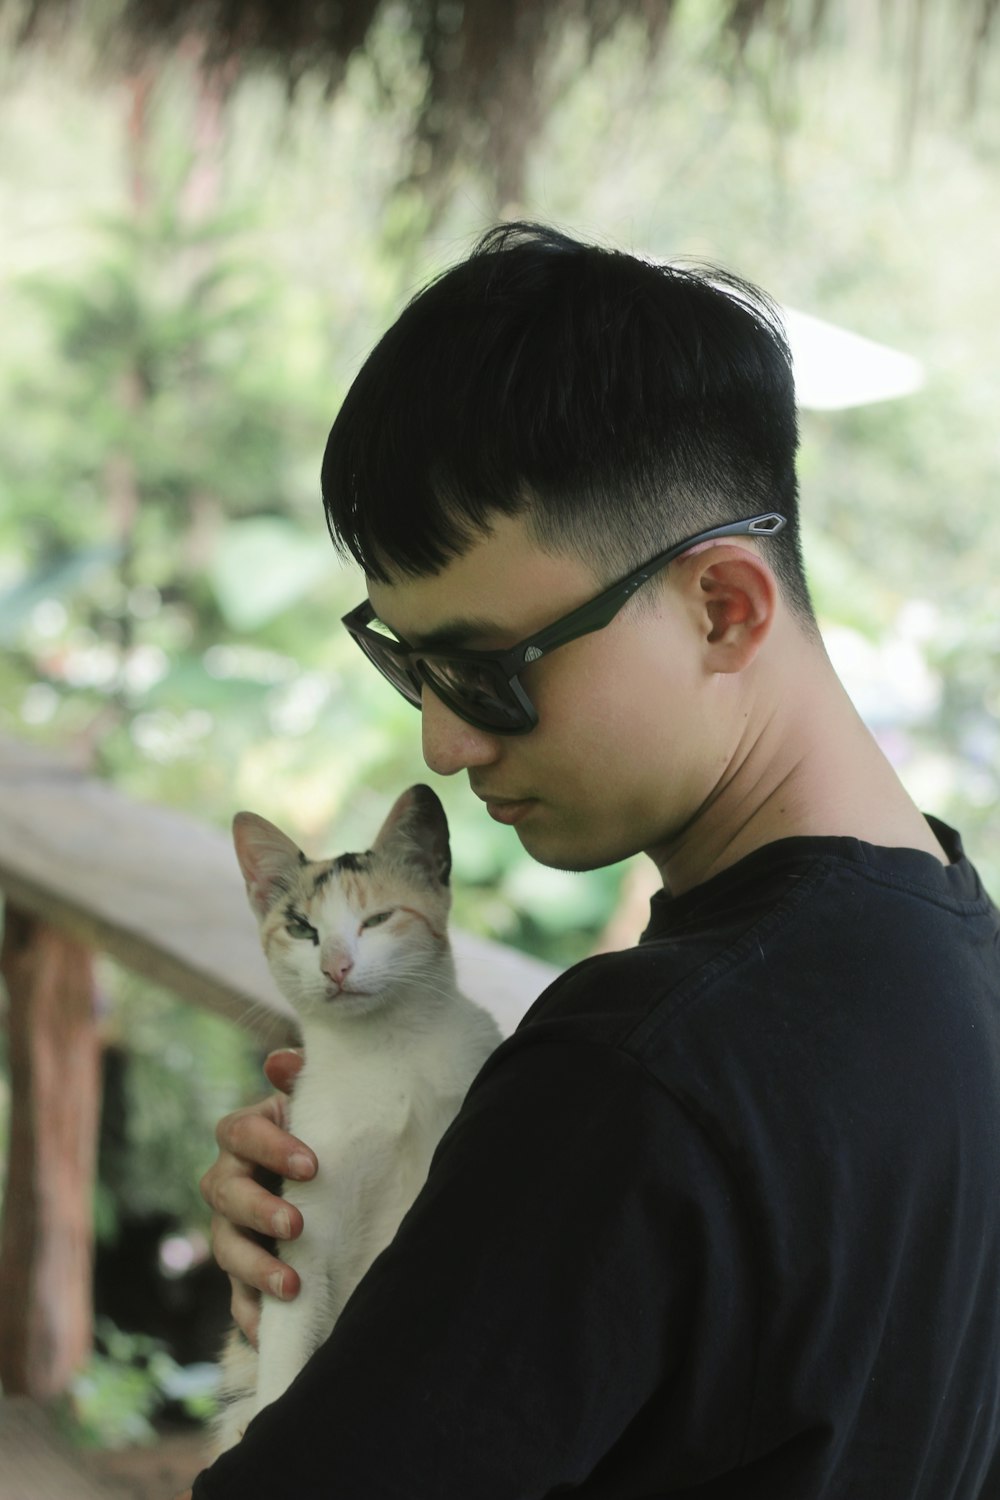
[516,939,712,1048]
[512,829,1000,1078]
[514,840,835,1050]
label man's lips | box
[475,793,538,826]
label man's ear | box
[680,548,777,672]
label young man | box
[191,224,1000,1497]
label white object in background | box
[781,306,925,411]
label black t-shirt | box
[193,821,1000,1498]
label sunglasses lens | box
[419,657,530,733]
[347,612,533,732]
[353,633,422,707]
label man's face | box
[366,514,737,873]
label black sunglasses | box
[341,512,787,735]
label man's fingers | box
[200,1082,314,1340]
[211,1100,317,1183]
[263,1047,305,1095]
[230,1279,262,1348]
[211,1213,303,1300]
[204,1162,305,1240]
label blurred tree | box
[2,136,315,774]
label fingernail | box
[272,1208,291,1239]
[288,1153,315,1179]
[268,1271,286,1299]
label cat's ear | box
[232,812,304,919]
[373,785,451,887]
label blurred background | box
[1,0,998,1483]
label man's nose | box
[421,686,502,776]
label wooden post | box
[0,903,101,1397]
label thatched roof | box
[5,0,999,203]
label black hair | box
[321,221,815,629]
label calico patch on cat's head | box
[232,786,454,1022]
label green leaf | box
[208,517,335,629]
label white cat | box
[213,784,502,1454]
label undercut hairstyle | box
[321,221,816,631]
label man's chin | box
[515,820,640,874]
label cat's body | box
[213,785,501,1455]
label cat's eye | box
[286,913,318,943]
[361,910,395,930]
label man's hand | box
[200,1049,316,1346]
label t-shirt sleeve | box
[191,1033,754,1499]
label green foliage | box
[97,966,266,1232]
[63,1318,217,1448]
[208,517,337,631]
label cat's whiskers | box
[231,990,302,1046]
[370,962,458,1001]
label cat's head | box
[233,785,453,1023]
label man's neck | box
[649,644,949,897]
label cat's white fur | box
[213,784,501,1455]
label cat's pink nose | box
[323,956,353,986]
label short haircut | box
[321,221,815,630]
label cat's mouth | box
[324,985,371,1001]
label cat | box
[212,783,502,1455]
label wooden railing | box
[0,734,559,1401]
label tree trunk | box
[0,906,101,1397]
